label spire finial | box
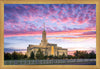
[44,23,45,31]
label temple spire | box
[40,22,47,46]
[44,23,45,31]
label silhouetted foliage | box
[4,52,12,60]
[74,50,80,59]
[36,48,44,59]
[4,51,28,60]
[4,50,96,60]
[62,53,66,59]
[24,54,27,59]
[48,55,54,59]
[54,56,58,59]
[74,50,96,59]
[89,51,96,59]
[17,52,24,59]
[44,55,48,59]
[30,51,35,59]
[12,51,19,60]
[68,55,74,59]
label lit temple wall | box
[51,46,54,55]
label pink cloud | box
[22,15,37,21]
[51,17,57,23]
[70,22,75,25]
[24,6,29,9]
[4,24,96,39]
[5,29,95,37]
[77,17,84,25]
[56,22,61,26]
[16,7,21,9]
[61,17,68,23]
[4,31,42,37]
[58,10,64,17]
[49,7,57,15]
[51,19,57,23]
[68,51,75,55]
[75,19,88,25]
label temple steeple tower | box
[40,23,47,46]
[44,22,45,31]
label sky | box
[4,4,96,55]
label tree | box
[5,51,28,60]
[24,54,27,59]
[4,52,12,60]
[79,51,89,59]
[62,53,66,59]
[18,52,24,59]
[48,55,53,59]
[89,51,96,59]
[44,55,48,59]
[74,50,80,59]
[30,51,35,59]
[54,55,58,59]
[12,51,19,60]
[74,50,89,59]
[36,48,44,59]
[67,55,74,59]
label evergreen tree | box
[74,50,92,59]
[30,51,35,59]
[24,54,27,59]
[62,53,66,59]
[79,51,89,59]
[36,48,44,59]
[12,51,18,60]
[18,52,24,59]
[5,51,28,60]
[4,52,12,60]
[74,50,80,59]
[89,51,96,59]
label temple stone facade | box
[27,23,68,57]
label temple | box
[27,23,68,57]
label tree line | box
[4,51,27,60]
[68,50,96,59]
[4,48,66,60]
[4,48,96,60]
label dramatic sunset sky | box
[4,4,96,55]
